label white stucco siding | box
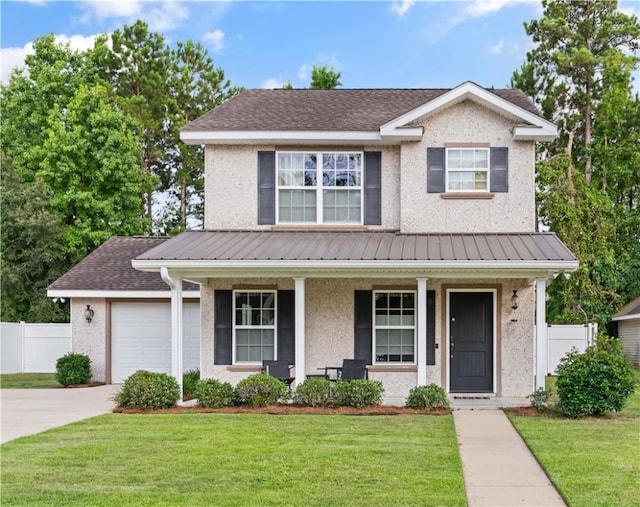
[400,100,537,233]
[71,298,108,383]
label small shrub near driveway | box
[527,387,553,413]
[294,377,336,406]
[55,353,91,386]
[195,378,235,408]
[235,373,288,407]
[182,368,200,399]
[406,384,450,410]
[114,370,180,409]
[556,335,636,417]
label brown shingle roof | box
[182,88,541,132]
[613,296,640,320]
[48,237,198,292]
[137,230,577,263]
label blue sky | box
[2,1,639,89]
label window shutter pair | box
[214,290,295,365]
[257,151,382,225]
[354,290,436,365]
[427,147,509,193]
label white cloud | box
[391,1,415,18]
[145,1,189,31]
[488,39,505,55]
[464,0,521,18]
[1,33,100,85]
[296,54,343,84]
[79,0,188,31]
[261,77,284,89]
[296,64,311,82]
[203,29,225,52]
[81,0,142,20]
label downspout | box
[161,267,184,402]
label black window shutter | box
[490,147,508,193]
[427,148,445,193]
[354,291,373,363]
[257,151,276,224]
[214,290,232,365]
[426,290,436,365]
[363,152,382,225]
[277,290,295,363]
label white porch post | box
[417,278,428,386]
[535,278,547,390]
[161,268,184,400]
[294,277,306,385]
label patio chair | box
[325,359,368,381]
[262,360,295,390]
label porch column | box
[294,277,306,385]
[535,278,547,390]
[161,267,183,400]
[417,278,428,386]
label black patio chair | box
[325,359,368,381]
[262,360,295,390]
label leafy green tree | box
[310,65,342,89]
[513,0,640,324]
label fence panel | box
[547,324,597,375]
[1,323,24,374]
[1,322,71,373]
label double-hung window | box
[277,151,362,224]
[234,291,276,363]
[446,148,489,191]
[374,291,416,364]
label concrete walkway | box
[453,409,566,506]
[1,385,119,443]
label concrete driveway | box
[1,385,120,443]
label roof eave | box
[612,313,640,322]
[180,129,393,145]
[46,289,201,299]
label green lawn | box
[1,414,466,506]
[509,372,640,507]
[0,373,61,388]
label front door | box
[449,291,493,392]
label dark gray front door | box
[449,291,493,392]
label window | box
[374,291,415,363]
[233,291,276,363]
[277,151,362,224]
[446,148,489,191]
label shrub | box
[294,377,337,407]
[405,384,450,410]
[114,370,180,409]
[235,373,288,407]
[55,353,92,386]
[527,387,553,413]
[195,378,235,408]
[182,368,201,400]
[556,335,636,417]
[335,379,384,408]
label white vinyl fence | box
[1,322,71,374]
[547,323,597,375]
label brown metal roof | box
[613,296,640,320]
[182,88,541,132]
[137,230,577,263]
[48,237,198,292]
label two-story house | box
[49,82,578,403]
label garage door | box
[111,302,200,383]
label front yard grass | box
[0,373,60,388]
[1,413,466,506]
[508,371,640,507]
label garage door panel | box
[111,302,200,383]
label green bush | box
[335,379,384,408]
[294,377,337,407]
[55,353,92,386]
[556,335,636,417]
[405,384,450,410]
[182,368,200,400]
[195,378,235,408]
[114,370,180,409]
[527,387,553,413]
[235,373,288,407]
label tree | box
[310,65,342,89]
[512,0,640,324]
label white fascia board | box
[612,313,640,322]
[380,81,556,135]
[180,130,382,145]
[47,289,201,299]
[513,125,557,141]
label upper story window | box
[446,148,489,191]
[277,151,363,224]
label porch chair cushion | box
[262,360,295,388]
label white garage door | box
[111,302,200,383]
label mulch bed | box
[61,382,106,388]
[113,405,451,416]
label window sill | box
[271,224,371,231]
[440,192,494,200]
[227,365,262,372]
[367,365,417,373]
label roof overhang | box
[46,289,201,299]
[612,313,640,322]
